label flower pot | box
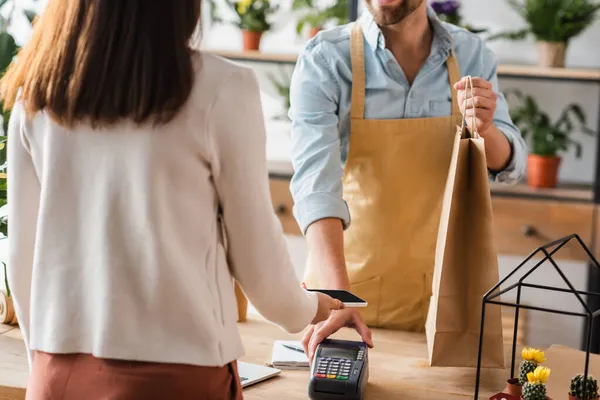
[505,378,522,397]
[527,154,561,188]
[537,41,566,68]
[568,395,600,400]
[242,30,263,51]
[0,291,17,325]
[309,27,322,38]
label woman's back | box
[8,51,319,368]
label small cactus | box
[519,348,546,386]
[520,360,538,385]
[522,366,551,400]
[570,374,599,399]
[522,382,547,400]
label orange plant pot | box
[242,30,263,51]
[527,154,561,189]
[505,378,522,397]
[309,27,322,38]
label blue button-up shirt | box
[288,7,528,234]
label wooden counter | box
[0,316,512,399]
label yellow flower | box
[236,0,252,14]
[527,366,551,384]
[522,347,546,364]
[0,173,6,179]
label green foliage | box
[519,360,538,386]
[489,0,600,43]
[505,89,596,158]
[293,0,348,35]
[211,0,277,32]
[522,382,547,400]
[266,68,291,120]
[570,374,599,399]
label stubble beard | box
[365,0,424,26]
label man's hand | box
[301,308,374,362]
[454,77,497,136]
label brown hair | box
[0,0,201,127]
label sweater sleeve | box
[208,67,318,334]
[7,103,41,368]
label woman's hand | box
[311,292,345,325]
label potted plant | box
[211,0,278,51]
[521,366,552,400]
[292,0,348,38]
[0,0,37,325]
[569,374,599,400]
[505,347,547,396]
[430,0,488,34]
[266,68,291,120]
[505,89,596,188]
[488,0,600,67]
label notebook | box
[269,340,310,370]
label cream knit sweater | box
[7,52,318,368]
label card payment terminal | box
[308,339,369,400]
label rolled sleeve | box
[289,42,350,234]
[483,46,528,184]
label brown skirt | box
[26,351,243,400]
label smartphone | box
[306,289,368,308]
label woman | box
[1,1,342,399]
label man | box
[288,0,527,360]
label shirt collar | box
[359,5,454,56]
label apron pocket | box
[349,275,382,328]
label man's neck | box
[380,4,432,56]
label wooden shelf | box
[490,182,594,202]
[206,49,600,82]
[207,49,297,64]
[496,64,600,82]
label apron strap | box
[350,22,366,120]
[446,51,461,117]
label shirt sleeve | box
[288,43,350,235]
[208,67,318,334]
[7,102,41,368]
[483,46,528,184]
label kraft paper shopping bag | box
[425,76,505,368]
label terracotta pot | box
[0,291,17,325]
[242,30,262,51]
[527,154,561,188]
[505,378,522,397]
[537,41,566,68]
[234,280,248,323]
[309,27,322,38]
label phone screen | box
[307,289,367,306]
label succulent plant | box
[520,360,538,385]
[519,348,546,386]
[522,366,551,400]
[570,374,599,399]
[522,381,547,400]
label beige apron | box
[304,22,463,332]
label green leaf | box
[23,9,37,25]
[3,261,9,298]
[487,28,530,41]
[0,31,17,74]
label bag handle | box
[460,75,480,139]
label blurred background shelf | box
[207,49,600,82]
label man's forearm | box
[305,218,350,290]
[481,124,512,172]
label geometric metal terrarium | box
[473,234,600,399]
